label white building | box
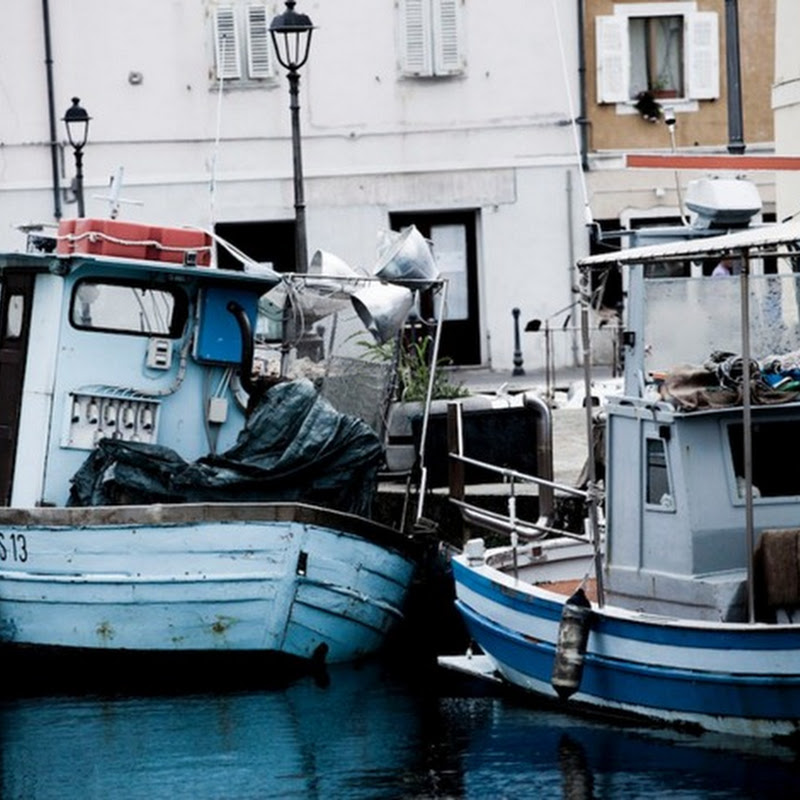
[0,1,589,372]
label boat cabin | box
[589,222,800,622]
[0,223,400,511]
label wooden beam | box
[625,154,800,171]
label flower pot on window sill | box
[651,89,679,99]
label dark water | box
[3,659,800,800]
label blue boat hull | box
[452,556,800,739]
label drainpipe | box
[42,0,62,219]
[725,0,746,154]
[577,0,589,170]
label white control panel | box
[63,391,161,450]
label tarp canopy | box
[68,379,384,517]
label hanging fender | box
[551,587,593,701]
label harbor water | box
[3,656,800,799]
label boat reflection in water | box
[2,666,800,799]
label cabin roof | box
[578,219,800,268]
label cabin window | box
[5,295,24,340]
[728,421,800,498]
[596,3,719,106]
[398,0,465,78]
[70,280,188,338]
[645,437,673,508]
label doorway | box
[0,272,35,505]
[388,210,481,366]
[214,220,295,272]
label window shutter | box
[686,12,719,100]
[215,6,242,80]
[596,15,629,103]
[432,0,464,75]
[247,4,273,79]
[400,0,433,76]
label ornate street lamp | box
[270,1,314,273]
[62,97,91,217]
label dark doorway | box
[214,220,295,272]
[0,272,35,505]
[389,210,481,366]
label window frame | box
[644,435,675,512]
[596,2,719,110]
[213,3,277,85]
[398,0,465,78]
[69,279,189,339]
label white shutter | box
[400,0,433,76]
[432,0,464,75]
[247,4,273,79]
[686,12,719,100]
[596,15,630,103]
[215,6,242,80]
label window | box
[596,2,718,105]
[645,437,673,508]
[398,0,465,77]
[71,280,188,338]
[214,4,275,83]
[728,421,800,499]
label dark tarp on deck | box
[68,379,384,517]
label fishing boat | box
[0,217,441,672]
[441,218,800,740]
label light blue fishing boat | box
[442,219,800,740]
[0,218,440,672]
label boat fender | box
[551,587,592,701]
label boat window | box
[645,437,673,508]
[70,280,188,338]
[5,294,24,339]
[728,420,800,498]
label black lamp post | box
[63,97,91,217]
[270,1,314,273]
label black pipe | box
[41,0,62,219]
[725,0,746,154]
[577,0,589,171]
[226,301,257,397]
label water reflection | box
[2,664,800,799]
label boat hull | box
[0,503,416,665]
[452,554,800,739]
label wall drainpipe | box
[42,0,62,220]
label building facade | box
[1,1,593,373]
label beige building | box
[583,0,776,230]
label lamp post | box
[270,0,314,273]
[62,97,91,217]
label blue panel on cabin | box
[194,286,260,364]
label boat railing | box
[445,401,594,547]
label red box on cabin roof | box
[55,219,212,266]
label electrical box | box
[194,286,261,365]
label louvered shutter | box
[432,0,464,75]
[215,6,242,80]
[247,4,273,78]
[686,12,719,100]
[401,0,433,76]
[596,15,630,103]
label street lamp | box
[270,0,314,273]
[63,97,91,217]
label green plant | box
[358,334,469,402]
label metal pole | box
[740,251,755,622]
[725,0,746,154]
[287,69,307,272]
[74,146,85,217]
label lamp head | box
[63,97,91,150]
[270,1,314,70]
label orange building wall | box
[585,0,774,152]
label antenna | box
[92,167,143,219]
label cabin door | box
[0,273,34,505]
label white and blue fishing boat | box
[0,217,440,675]
[442,218,800,740]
